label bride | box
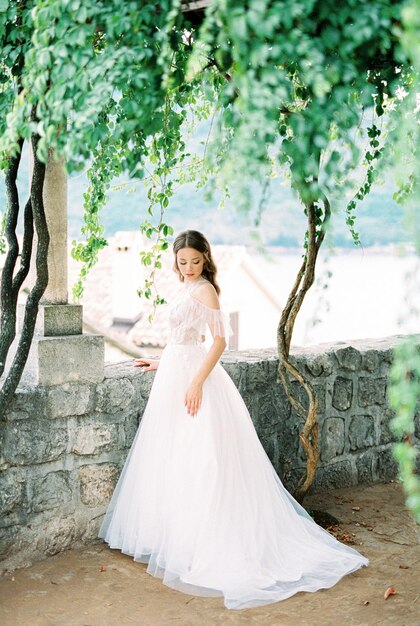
[98,229,368,610]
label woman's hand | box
[184,380,203,417]
[134,358,159,371]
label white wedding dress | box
[98,277,368,610]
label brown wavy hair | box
[173,230,221,295]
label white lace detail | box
[168,278,233,345]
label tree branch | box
[0,137,25,378]
[0,129,49,418]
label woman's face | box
[176,247,205,282]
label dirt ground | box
[0,482,419,626]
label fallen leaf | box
[99,565,107,572]
[384,586,397,600]
[399,564,410,569]
[326,525,356,545]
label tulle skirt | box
[98,343,368,610]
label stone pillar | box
[15,144,105,386]
[39,148,68,304]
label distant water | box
[0,141,410,248]
[251,247,419,347]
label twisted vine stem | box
[277,192,331,502]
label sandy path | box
[1,483,419,626]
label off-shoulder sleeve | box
[189,296,233,339]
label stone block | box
[279,464,306,494]
[247,359,277,389]
[78,463,120,507]
[0,526,18,558]
[362,350,379,372]
[305,356,324,377]
[124,412,142,448]
[47,382,92,418]
[358,377,387,407]
[283,380,325,416]
[129,374,150,405]
[356,451,374,484]
[313,460,355,491]
[18,303,83,336]
[288,379,308,412]
[255,389,288,431]
[314,384,326,414]
[139,372,155,398]
[20,334,104,386]
[3,421,67,466]
[235,361,251,394]
[278,418,301,464]
[96,378,135,413]
[336,346,362,371]
[321,417,345,462]
[382,348,394,365]
[30,471,72,513]
[71,422,119,456]
[373,447,398,482]
[240,391,254,419]
[6,387,48,421]
[39,516,76,556]
[332,376,353,411]
[221,362,241,386]
[83,516,104,543]
[288,379,324,413]
[0,469,25,517]
[317,353,334,376]
[264,356,280,379]
[349,415,375,451]
[379,408,399,445]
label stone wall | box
[1,336,415,574]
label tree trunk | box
[0,137,26,378]
[0,129,49,418]
[277,194,331,503]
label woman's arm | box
[134,358,159,371]
[184,284,227,417]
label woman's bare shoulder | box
[193,281,220,310]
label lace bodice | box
[168,278,232,345]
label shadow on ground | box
[1,483,419,626]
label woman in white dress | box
[98,230,368,610]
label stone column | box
[15,144,104,386]
[39,148,68,304]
